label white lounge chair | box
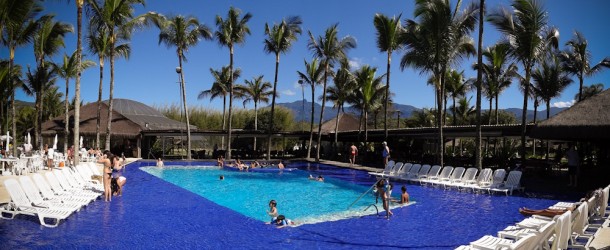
[18,176,82,212]
[53,170,102,197]
[489,170,522,195]
[428,166,453,186]
[45,172,99,201]
[369,160,395,177]
[498,219,556,244]
[419,165,441,184]
[70,166,104,191]
[451,167,478,190]
[404,164,430,182]
[388,162,404,177]
[402,164,421,180]
[463,168,492,192]
[32,173,92,206]
[469,232,537,250]
[479,169,506,191]
[440,167,465,188]
[0,179,72,227]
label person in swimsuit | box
[112,156,127,196]
[382,142,390,168]
[273,215,295,228]
[266,200,278,223]
[97,151,114,202]
[349,144,358,167]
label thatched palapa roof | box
[42,99,195,137]
[530,88,610,140]
[318,113,360,134]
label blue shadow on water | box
[0,161,563,249]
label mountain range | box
[274,100,566,124]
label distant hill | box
[505,107,567,122]
[276,100,567,123]
[15,100,35,108]
[275,101,420,123]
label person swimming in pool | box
[266,200,278,223]
[273,215,295,228]
[277,161,285,169]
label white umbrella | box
[53,134,58,150]
[79,136,83,148]
[27,133,31,145]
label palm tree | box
[477,43,518,125]
[307,24,356,161]
[263,16,302,161]
[234,75,273,151]
[407,108,435,128]
[453,96,475,125]
[352,66,386,142]
[296,58,324,158]
[0,61,25,136]
[199,66,240,150]
[73,0,85,165]
[576,83,604,101]
[559,31,610,102]
[25,64,58,147]
[33,15,73,149]
[215,7,252,160]
[532,56,573,120]
[474,0,485,169]
[2,0,41,153]
[154,14,212,160]
[56,50,95,153]
[87,0,147,151]
[326,59,355,147]
[445,70,470,126]
[86,23,130,149]
[488,0,559,159]
[400,0,478,166]
[373,13,403,140]
[42,85,64,122]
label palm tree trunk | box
[495,94,499,125]
[333,104,341,146]
[178,53,192,160]
[307,84,314,158]
[73,0,83,166]
[384,50,391,140]
[95,59,104,149]
[9,45,17,155]
[452,96,456,152]
[488,98,492,125]
[105,40,115,151]
[315,63,329,161]
[221,95,226,149]
[227,46,234,160]
[253,102,257,151]
[358,109,363,144]
[364,109,368,143]
[532,98,538,156]
[545,100,550,160]
[520,63,532,161]
[267,53,280,160]
[437,72,445,167]
[64,78,70,154]
[577,74,583,102]
[34,92,40,149]
[475,0,484,170]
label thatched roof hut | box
[530,88,610,140]
[318,113,361,134]
[42,99,194,138]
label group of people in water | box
[266,200,296,228]
[374,178,410,219]
[216,156,284,171]
[97,151,127,202]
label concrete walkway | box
[292,158,381,173]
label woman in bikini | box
[97,151,114,202]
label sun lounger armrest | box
[31,202,50,209]
[532,215,554,221]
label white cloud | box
[349,57,364,69]
[552,100,575,108]
[281,89,296,96]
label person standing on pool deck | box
[349,144,358,167]
[382,142,390,168]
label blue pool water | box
[0,160,564,249]
[142,164,409,225]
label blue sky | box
[7,0,610,112]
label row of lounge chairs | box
[0,163,104,227]
[369,161,522,195]
[457,185,610,249]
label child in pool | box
[273,215,295,228]
[266,200,278,223]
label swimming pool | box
[141,163,410,225]
[0,160,562,249]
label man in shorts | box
[349,144,358,167]
[566,144,579,187]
